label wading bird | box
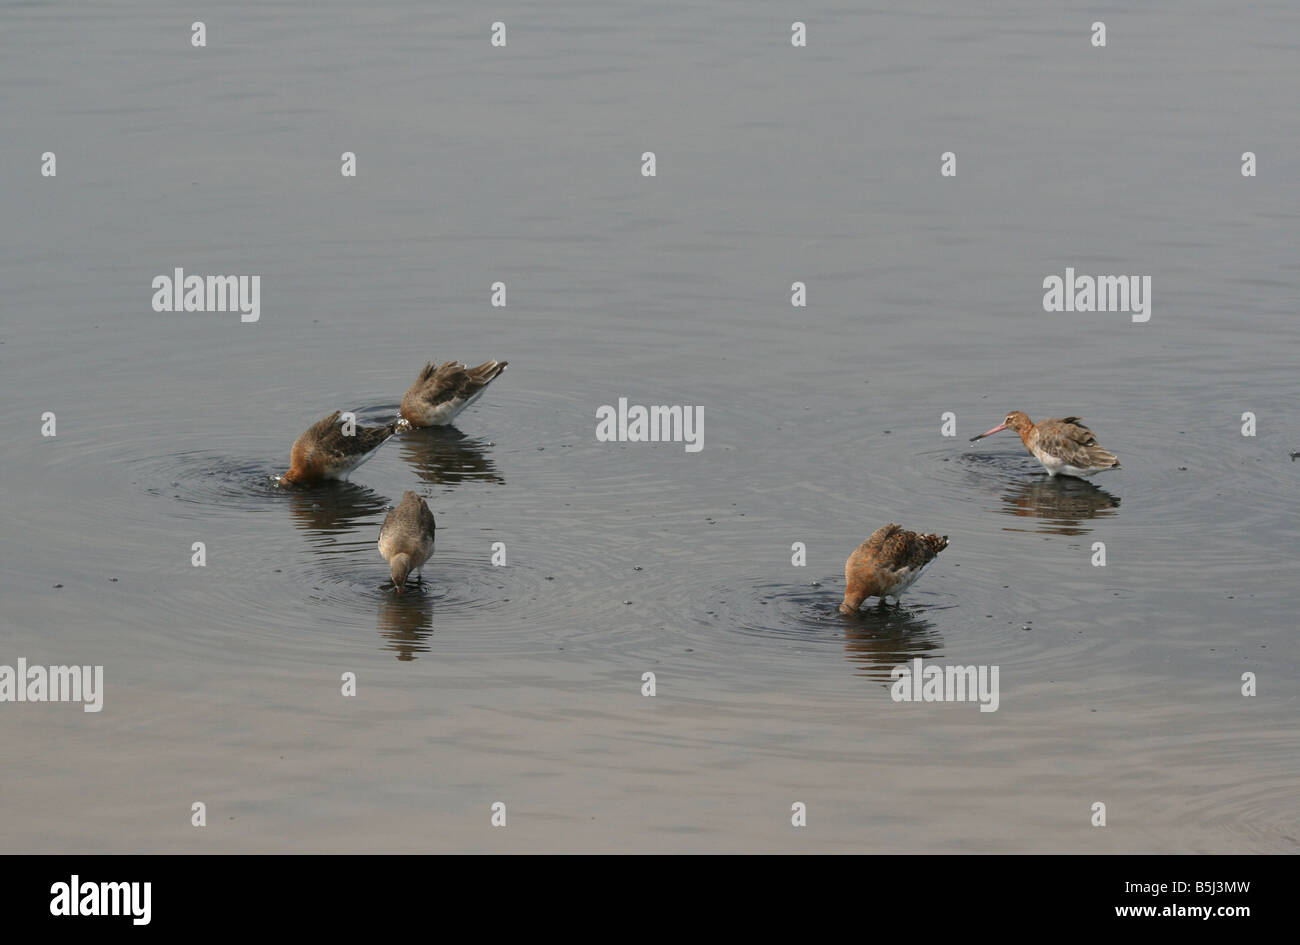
[378,491,436,593]
[969,411,1120,478]
[400,359,508,428]
[280,411,402,484]
[840,524,949,613]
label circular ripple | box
[662,576,957,680]
[112,387,672,662]
[134,450,286,515]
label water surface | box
[2,0,1297,852]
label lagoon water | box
[2,1,1297,852]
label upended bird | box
[280,411,402,484]
[840,524,949,613]
[399,359,508,428]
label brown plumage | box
[970,411,1120,478]
[399,359,508,427]
[840,524,949,613]
[280,411,400,484]
[377,491,436,592]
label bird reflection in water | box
[377,590,434,661]
[839,604,943,681]
[997,476,1120,536]
[285,481,390,552]
[398,427,503,486]
[284,482,436,659]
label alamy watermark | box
[0,658,103,712]
[595,397,703,452]
[151,268,260,322]
[891,658,999,712]
[1043,267,1150,323]
[50,875,149,925]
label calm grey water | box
[2,1,1297,852]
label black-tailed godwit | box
[840,524,949,613]
[399,360,508,428]
[970,411,1120,478]
[280,411,401,484]
[378,491,436,592]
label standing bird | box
[280,411,402,484]
[840,524,949,613]
[378,491,436,593]
[400,359,508,428]
[969,411,1120,478]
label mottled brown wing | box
[863,523,948,573]
[1040,418,1119,468]
[466,359,507,383]
[861,523,904,558]
[306,410,343,439]
[414,361,502,408]
[323,418,395,461]
[1048,417,1099,445]
[292,410,344,466]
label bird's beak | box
[969,423,1007,443]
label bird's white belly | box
[884,564,927,597]
[1032,448,1096,479]
[335,442,385,479]
[424,389,484,425]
